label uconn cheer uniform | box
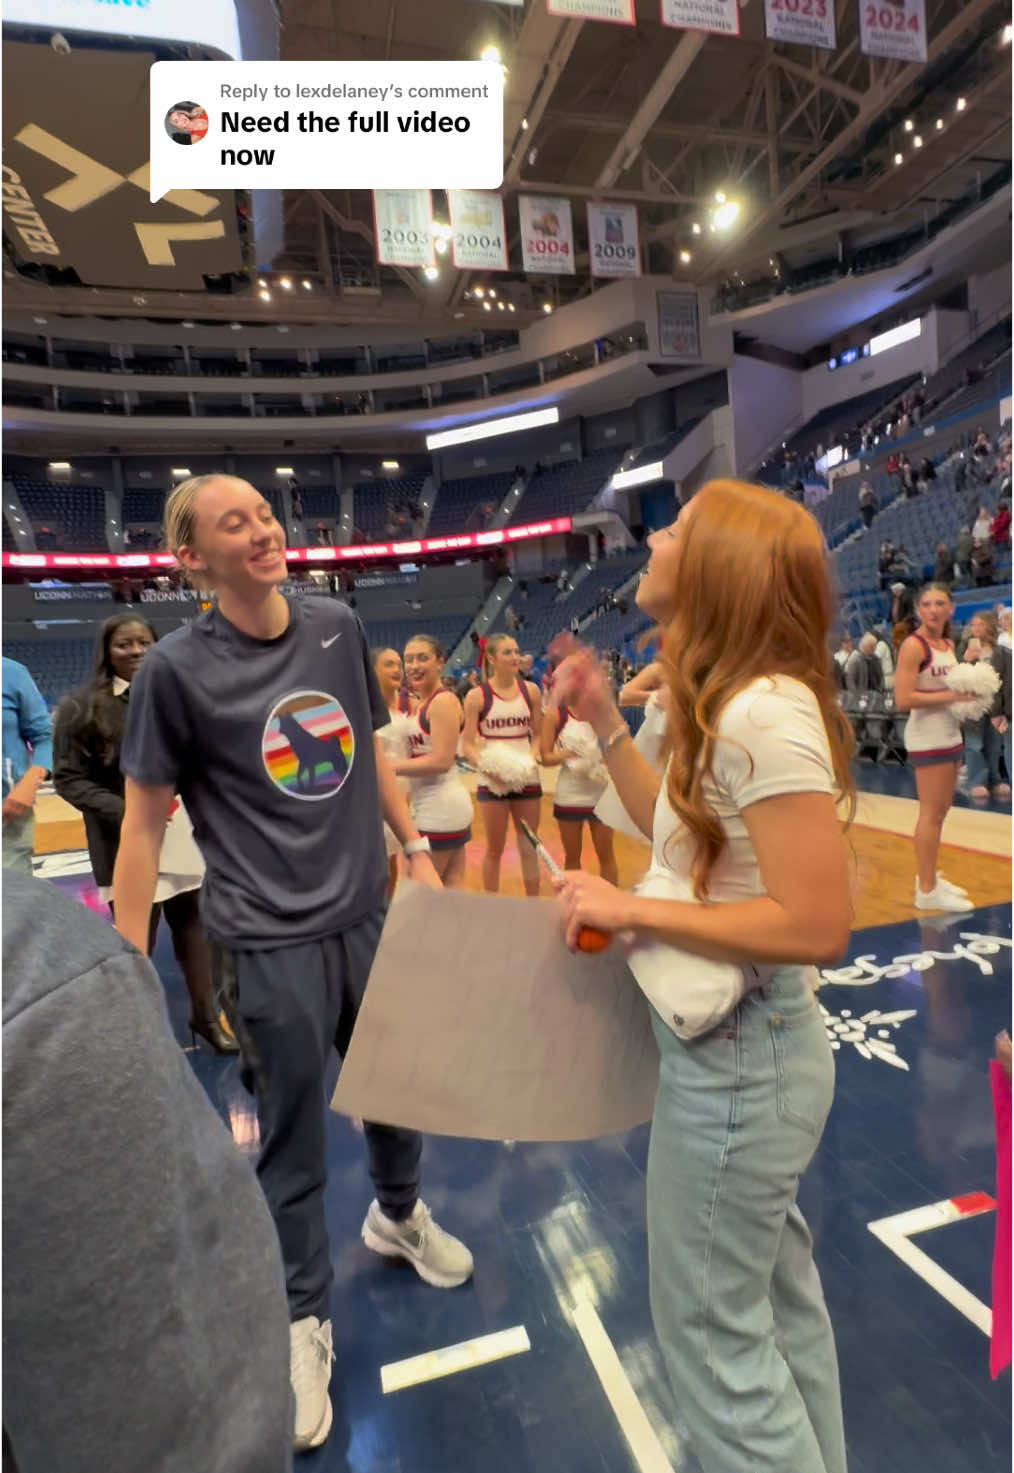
[404,691,472,849]
[904,637,963,768]
[553,709,607,821]
[476,679,541,803]
[376,693,413,858]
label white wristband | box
[403,837,432,858]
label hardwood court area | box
[35,785,1011,932]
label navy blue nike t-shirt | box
[121,596,390,947]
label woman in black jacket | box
[53,614,236,1052]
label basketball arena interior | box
[1,1,1012,1469]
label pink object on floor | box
[990,1060,1012,1379]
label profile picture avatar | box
[165,102,209,145]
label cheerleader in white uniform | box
[372,647,413,895]
[893,583,978,913]
[393,634,472,889]
[462,633,543,896]
[539,703,618,883]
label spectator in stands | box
[872,629,895,689]
[933,542,954,585]
[960,614,1009,801]
[971,537,996,588]
[878,540,895,590]
[1,657,53,876]
[899,456,917,498]
[889,582,916,644]
[919,457,937,486]
[2,875,292,1473]
[52,615,236,1055]
[991,499,1011,546]
[998,608,1013,651]
[973,504,993,543]
[955,524,975,583]
[833,636,854,682]
[504,606,520,634]
[858,482,877,529]
[845,634,885,696]
[557,569,570,594]
[887,546,914,585]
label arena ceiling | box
[2,0,1010,334]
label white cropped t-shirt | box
[649,675,836,904]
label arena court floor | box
[32,766,1012,1473]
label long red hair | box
[660,479,855,898]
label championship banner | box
[660,0,739,35]
[518,194,575,275]
[858,0,927,63]
[764,0,836,49]
[587,203,641,279]
[547,0,636,22]
[448,190,508,271]
[372,190,434,268]
[657,290,701,359]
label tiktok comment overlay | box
[149,61,503,202]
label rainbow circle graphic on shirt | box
[262,689,355,801]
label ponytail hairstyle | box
[482,632,516,680]
[657,478,855,900]
[163,473,223,589]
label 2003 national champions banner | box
[518,194,575,275]
[587,203,641,279]
[448,191,509,271]
[372,190,434,268]
[763,0,836,50]
[858,0,927,63]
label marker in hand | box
[518,820,612,954]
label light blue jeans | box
[647,966,846,1473]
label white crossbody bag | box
[624,865,768,1040]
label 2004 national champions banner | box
[858,0,927,63]
[764,0,836,50]
[448,191,509,271]
[518,194,575,275]
[587,203,641,279]
[372,189,434,268]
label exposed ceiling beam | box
[503,12,583,187]
[546,111,815,155]
[512,176,699,205]
[700,0,999,273]
[311,190,427,304]
[595,31,708,189]
[773,53,863,106]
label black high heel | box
[189,1011,240,1055]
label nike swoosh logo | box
[321,633,342,648]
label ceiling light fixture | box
[956,96,967,111]
[913,134,923,148]
[423,265,439,281]
[935,118,944,130]
[691,222,701,235]
[542,302,553,314]
[483,300,492,311]
[894,152,904,165]
[1002,23,1012,44]
[301,279,313,289]
[279,277,293,289]
[714,190,726,203]
[903,118,914,132]
[679,249,692,264]
[713,199,740,230]
[480,44,501,64]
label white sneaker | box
[362,1199,474,1288]
[290,1316,334,1451]
[915,882,974,913]
[935,875,970,900]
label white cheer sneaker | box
[290,1315,334,1452]
[915,881,974,913]
[361,1199,474,1288]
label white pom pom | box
[478,742,536,795]
[945,660,1001,722]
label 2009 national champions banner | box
[372,190,434,268]
[448,191,509,271]
[518,194,576,275]
[587,203,641,279]
[763,0,836,50]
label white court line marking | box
[571,1296,675,1473]
[868,1194,995,1337]
[380,1324,530,1394]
